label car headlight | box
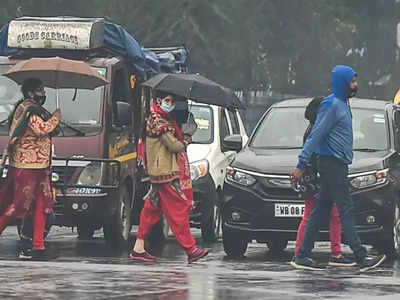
[190,159,209,181]
[349,169,388,189]
[226,166,256,186]
[77,162,104,186]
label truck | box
[0,16,157,247]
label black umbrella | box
[141,73,244,109]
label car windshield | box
[190,105,213,144]
[250,106,388,150]
[0,64,105,136]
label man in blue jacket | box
[291,65,386,272]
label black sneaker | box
[16,247,32,260]
[290,257,326,270]
[358,255,386,273]
[328,255,357,267]
[31,248,58,261]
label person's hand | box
[292,167,304,184]
[54,108,61,119]
[183,134,192,145]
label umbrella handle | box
[56,89,59,108]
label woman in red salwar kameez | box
[0,78,60,258]
[130,94,208,263]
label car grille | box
[257,177,302,200]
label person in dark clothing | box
[292,97,355,267]
[291,65,386,272]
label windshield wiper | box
[0,118,8,126]
[354,148,380,152]
[60,120,85,136]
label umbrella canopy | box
[3,57,108,90]
[142,73,244,109]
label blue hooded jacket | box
[297,65,356,170]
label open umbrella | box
[142,73,244,109]
[4,56,109,107]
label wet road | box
[0,226,400,300]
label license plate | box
[275,203,305,217]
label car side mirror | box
[222,134,242,152]
[114,101,132,127]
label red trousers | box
[138,182,196,255]
[295,196,342,256]
[0,192,47,250]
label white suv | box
[187,102,248,241]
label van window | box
[221,109,231,141]
[228,109,240,134]
[190,105,214,144]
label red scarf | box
[149,102,184,141]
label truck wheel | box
[266,239,288,253]
[222,224,248,258]
[148,217,169,246]
[103,184,132,248]
[77,223,96,240]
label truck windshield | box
[0,64,105,136]
[190,105,213,144]
[250,106,388,151]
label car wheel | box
[372,204,398,258]
[394,203,400,256]
[202,205,217,242]
[222,224,248,258]
[266,239,288,253]
[214,206,222,239]
[103,184,132,248]
[201,191,220,242]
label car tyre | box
[393,203,400,256]
[202,205,217,242]
[266,239,288,253]
[222,224,248,258]
[103,184,132,248]
[372,204,399,258]
[201,191,221,242]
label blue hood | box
[332,65,356,101]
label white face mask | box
[160,103,175,113]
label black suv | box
[221,98,400,257]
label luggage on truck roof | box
[146,46,188,73]
[0,16,150,76]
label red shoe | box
[188,248,209,263]
[130,250,157,262]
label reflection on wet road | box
[0,226,399,299]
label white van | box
[187,102,248,241]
